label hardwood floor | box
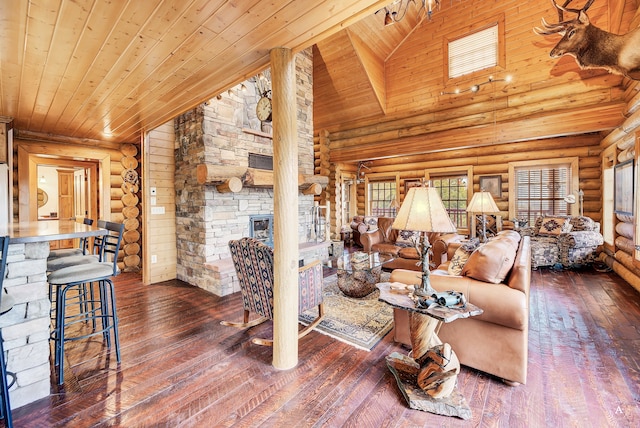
[11,266,640,427]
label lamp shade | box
[466,191,499,214]
[392,186,457,233]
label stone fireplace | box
[174,49,327,296]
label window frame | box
[364,172,400,217]
[508,157,580,223]
[426,166,473,233]
[443,14,506,86]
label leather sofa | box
[359,217,463,271]
[349,215,368,247]
[390,232,531,385]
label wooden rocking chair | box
[221,237,325,346]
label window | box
[448,24,498,79]
[431,175,468,228]
[513,165,571,225]
[368,180,397,217]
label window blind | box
[448,25,498,78]
[515,165,570,224]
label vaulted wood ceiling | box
[0,0,396,144]
[313,0,639,162]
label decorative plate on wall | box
[37,188,48,208]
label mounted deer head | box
[534,0,640,80]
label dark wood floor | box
[11,263,640,427]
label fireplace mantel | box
[196,163,328,194]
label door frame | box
[17,142,110,222]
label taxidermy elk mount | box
[534,0,640,80]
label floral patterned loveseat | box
[518,215,603,269]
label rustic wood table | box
[377,282,483,420]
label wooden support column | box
[271,47,299,370]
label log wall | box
[320,133,603,236]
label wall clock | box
[256,95,272,122]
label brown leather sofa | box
[360,216,463,271]
[390,233,531,385]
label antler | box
[533,0,594,35]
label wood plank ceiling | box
[0,0,391,143]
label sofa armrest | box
[558,230,604,249]
[432,233,464,264]
[361,229,384,252]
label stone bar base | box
[1,242,51,408]
[203,241,329,296]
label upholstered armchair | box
[519,215,603,269]
[222,237,324,346]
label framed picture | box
[404,178,423,194]
[479,175,501,198]
[614,159,634,215]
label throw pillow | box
[538,216,571,236]
[447,239,480,276]
[363,216,378,232]
[396,230,420,247]
[462,239,516,284]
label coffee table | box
[324,252,393,298]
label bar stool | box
[48,220,106,326]
[47,217,95,261]
[47,218,100,271]
[47,221,124,385]
[0,236,14,428]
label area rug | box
[299,273,393,351]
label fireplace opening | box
[250,214,274,247]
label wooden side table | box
[377,282,483,420]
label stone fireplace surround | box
[174,49,327,296]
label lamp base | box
[414,234,436,298]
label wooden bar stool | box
[47,221,124,385]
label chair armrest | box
[558,230,604,249]
[361,229,384,252]
[518,227,536,237]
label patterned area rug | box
[299,273,393,351]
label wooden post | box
[271,47,298,370]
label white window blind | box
[448,25,498,78]
[514,165,570,224]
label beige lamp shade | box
[392,186,457,233]
[466,191,499,214]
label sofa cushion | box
[462,239,516,284]
[538,216,571,236]
[371,243,401,256]
[396,230,420,247]
[398,246,419,259]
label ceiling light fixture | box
[440,75,512,96]
[377,0,441,26]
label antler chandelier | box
[378,0,440,26]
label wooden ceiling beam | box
[329,102,625,162]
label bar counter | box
[0,220,107,408]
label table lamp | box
[392,185,457,298]
[466,190,500,243]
